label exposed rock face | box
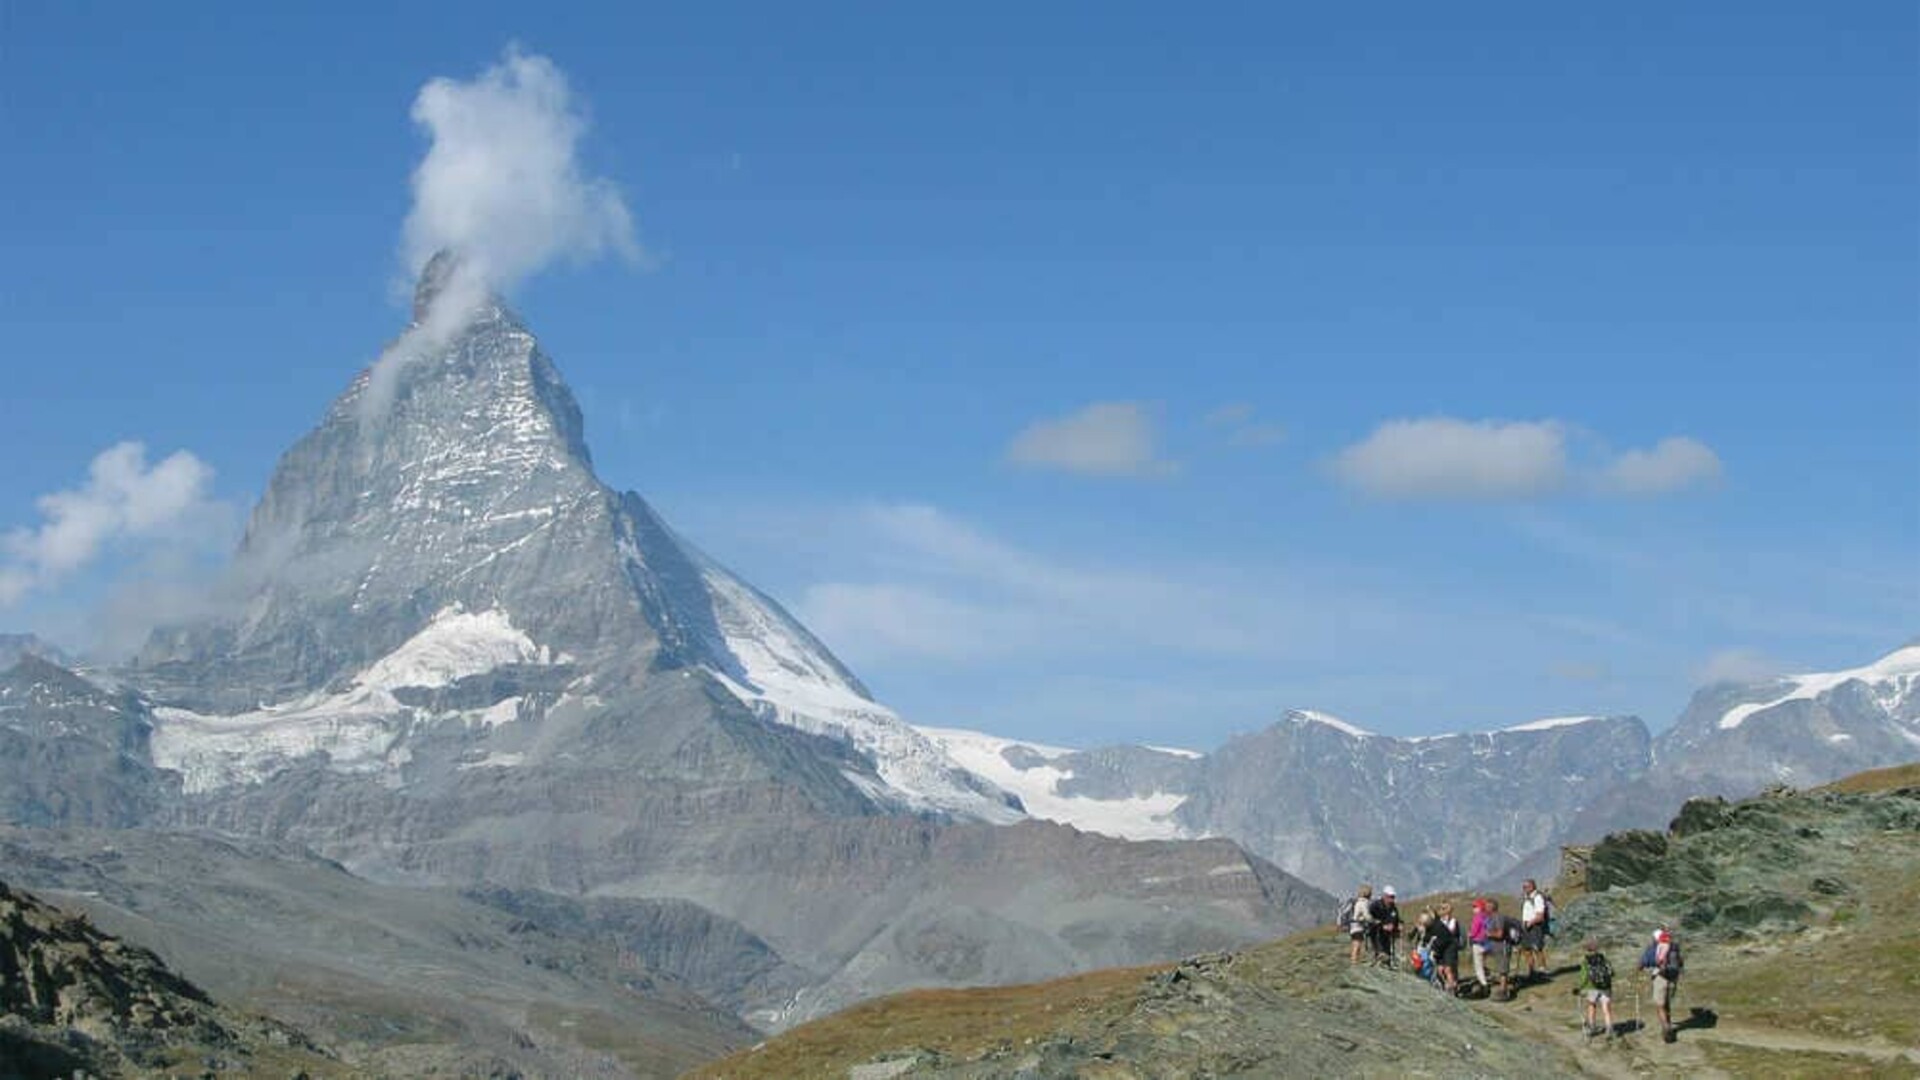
[0,633,68,672]
[1657,644,1920,792]
[0,876,336,1077]
[0,655,174,828]
[1173,712,1652,895]
[1570,645,1920,839]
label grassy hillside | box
[691,770,1920,1079]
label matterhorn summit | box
[136,254,1016,821]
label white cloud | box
[1694,648,1784,687]
[403,45,638,295]
[1,442,225,608]
[1332,418,1568,500]
[1005,402,1176,477]
[364,47,639,421]
[1598,437,1723,496]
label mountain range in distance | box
[1,253,1914,1074]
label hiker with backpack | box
[1368,885,1402,967]
[1339,885,1376,965]
[1639,928,1684,1043]
[1479,898,1524,1001]
[1571,936,1617,1039]
[1520,878,1551,981]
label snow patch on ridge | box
[914,725,1191,841]
[1503,714,1605,733]
[1288,708,1374,738]
[151,605,559,793]
[1717,645,1920,731]
[696,565,1022,823]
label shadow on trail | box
[1675,1006,1719,1032]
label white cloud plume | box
[1332,417,1568,500]
[1598,436,1723,495]
[403,45,638,294]
[0,442,224,607]
[1005,402,1176,477]
[363,47,639,422]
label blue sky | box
[3,2,1915,745]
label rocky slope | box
[694,767,1920,1079]
[0,655,175,828]
[0,825,758,1078]
[0,876,340,1079]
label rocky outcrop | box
[0,877,335,1078]
[0,655,174,828]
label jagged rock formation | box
[927,645,1920,899]
[0,877,337,1078]
[1174,711,1652,895]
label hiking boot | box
[1662,1027,1677,1044]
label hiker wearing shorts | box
[1639,928,1683,1043]
[1342,885,1375,965]
[1520,878,1550,980]
[1482,901,1521,1000]
[1572,936,1616,1038]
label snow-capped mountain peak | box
[1716,644,1920,731]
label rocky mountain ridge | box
[917,643,1918,898]
[0,254,1332,1065]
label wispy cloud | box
[1331,417,1725,501]
[0,442,230,608]
[1205,402,1286,447]
[1005,402,1177,478]
[1598,437,1723,496]
[1692,648,1785,687]
[780,504,1334,665]
[1332,418,1568,500]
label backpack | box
[1658,943,1684,981]
[1586,953,1613,991]
[1337,898,1356,928]
[1541,895,1555,937]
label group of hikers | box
[1337,878,1687,1043]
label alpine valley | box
[2,258,1914,1076]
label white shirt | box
[1522,891,1548,926]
